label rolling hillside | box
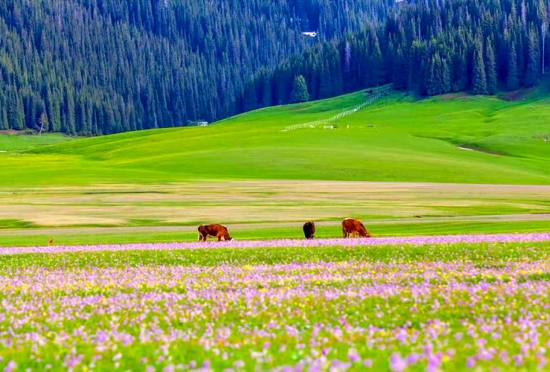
[2,87,550,187]
[2,87,550,245]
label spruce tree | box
[243,83,258,112]
[485,41,498,94]
[0,109,8,130]
[472,40,488,95]
[318,61,333,99]
[6,88,25,130]
[525,27,540,87]
[507,42,520,90]
[290,75,310,103]
[0,92,8,130]
[261,77,273,107]
[392,48,408,90]
[371,33,385,85]
[441,57,451,93]
[452,51,468,92]
[426,56,441,96]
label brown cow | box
[198,224,232,242]
[303,221,316,239]
[342,218,371,238]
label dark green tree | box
[525,27,540,87]
[7,88,25,130]
[452,51,468,92]
[290,75,310,103]
[441,57,451,93]
[485,40,498,94]
[472,39,488,95]
[507,42,520,90]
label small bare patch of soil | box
[458,144,504,156]
[0,129,36,136]
[499,88,535,101]
[438,92,469,101]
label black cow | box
[303,221,316,239]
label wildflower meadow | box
[0,237,548,371]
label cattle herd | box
[198,218,371,241]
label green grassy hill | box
[2,87,550,186]
[2,88,550,245]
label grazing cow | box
[342,218,371,238]
[198,224,232,242]
[303,221,316,239]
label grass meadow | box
[0,242,548,370]
[1,88,550,245]
[0,181,550,247]
[1,88,550,188]
[0,88,549,370]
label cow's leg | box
[343,228,348,238]
[217,233,222,242]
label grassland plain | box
[0,241,548,370]
[1,182,550,246]
[2,88,550,186]
[1,88,550,244]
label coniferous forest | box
[0,0,549,135]
[243,0,550,110]
[0,0,393,135]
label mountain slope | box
[3,87,550,186]
[0,0,393,135]
[241,0,550,111]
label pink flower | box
[4,361,16,372]
[390,353,407,372]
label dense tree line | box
[0,0,395,135]
[242,0,550,110]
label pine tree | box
[485,41,498,94]
[7,88,25,130]
[243,82,258,112]
[472,40,488,95]
[525,27,540,86]
[409,41,428,94]
[452,51,468,92]
[392,48,408,90]
[261,76,273,107]
[0,92,8,130]
[370,32,385,85]
[318,61,333,98]
[290,75,310,103]
[47,91,61,132]
[507,42,520,90]
[426,56,440,96]
[0,108,7,130]
[441,57,451,93]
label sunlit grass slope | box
[0,132,70,151]
[2,87,550,186]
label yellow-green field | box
[1,87,550,245]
